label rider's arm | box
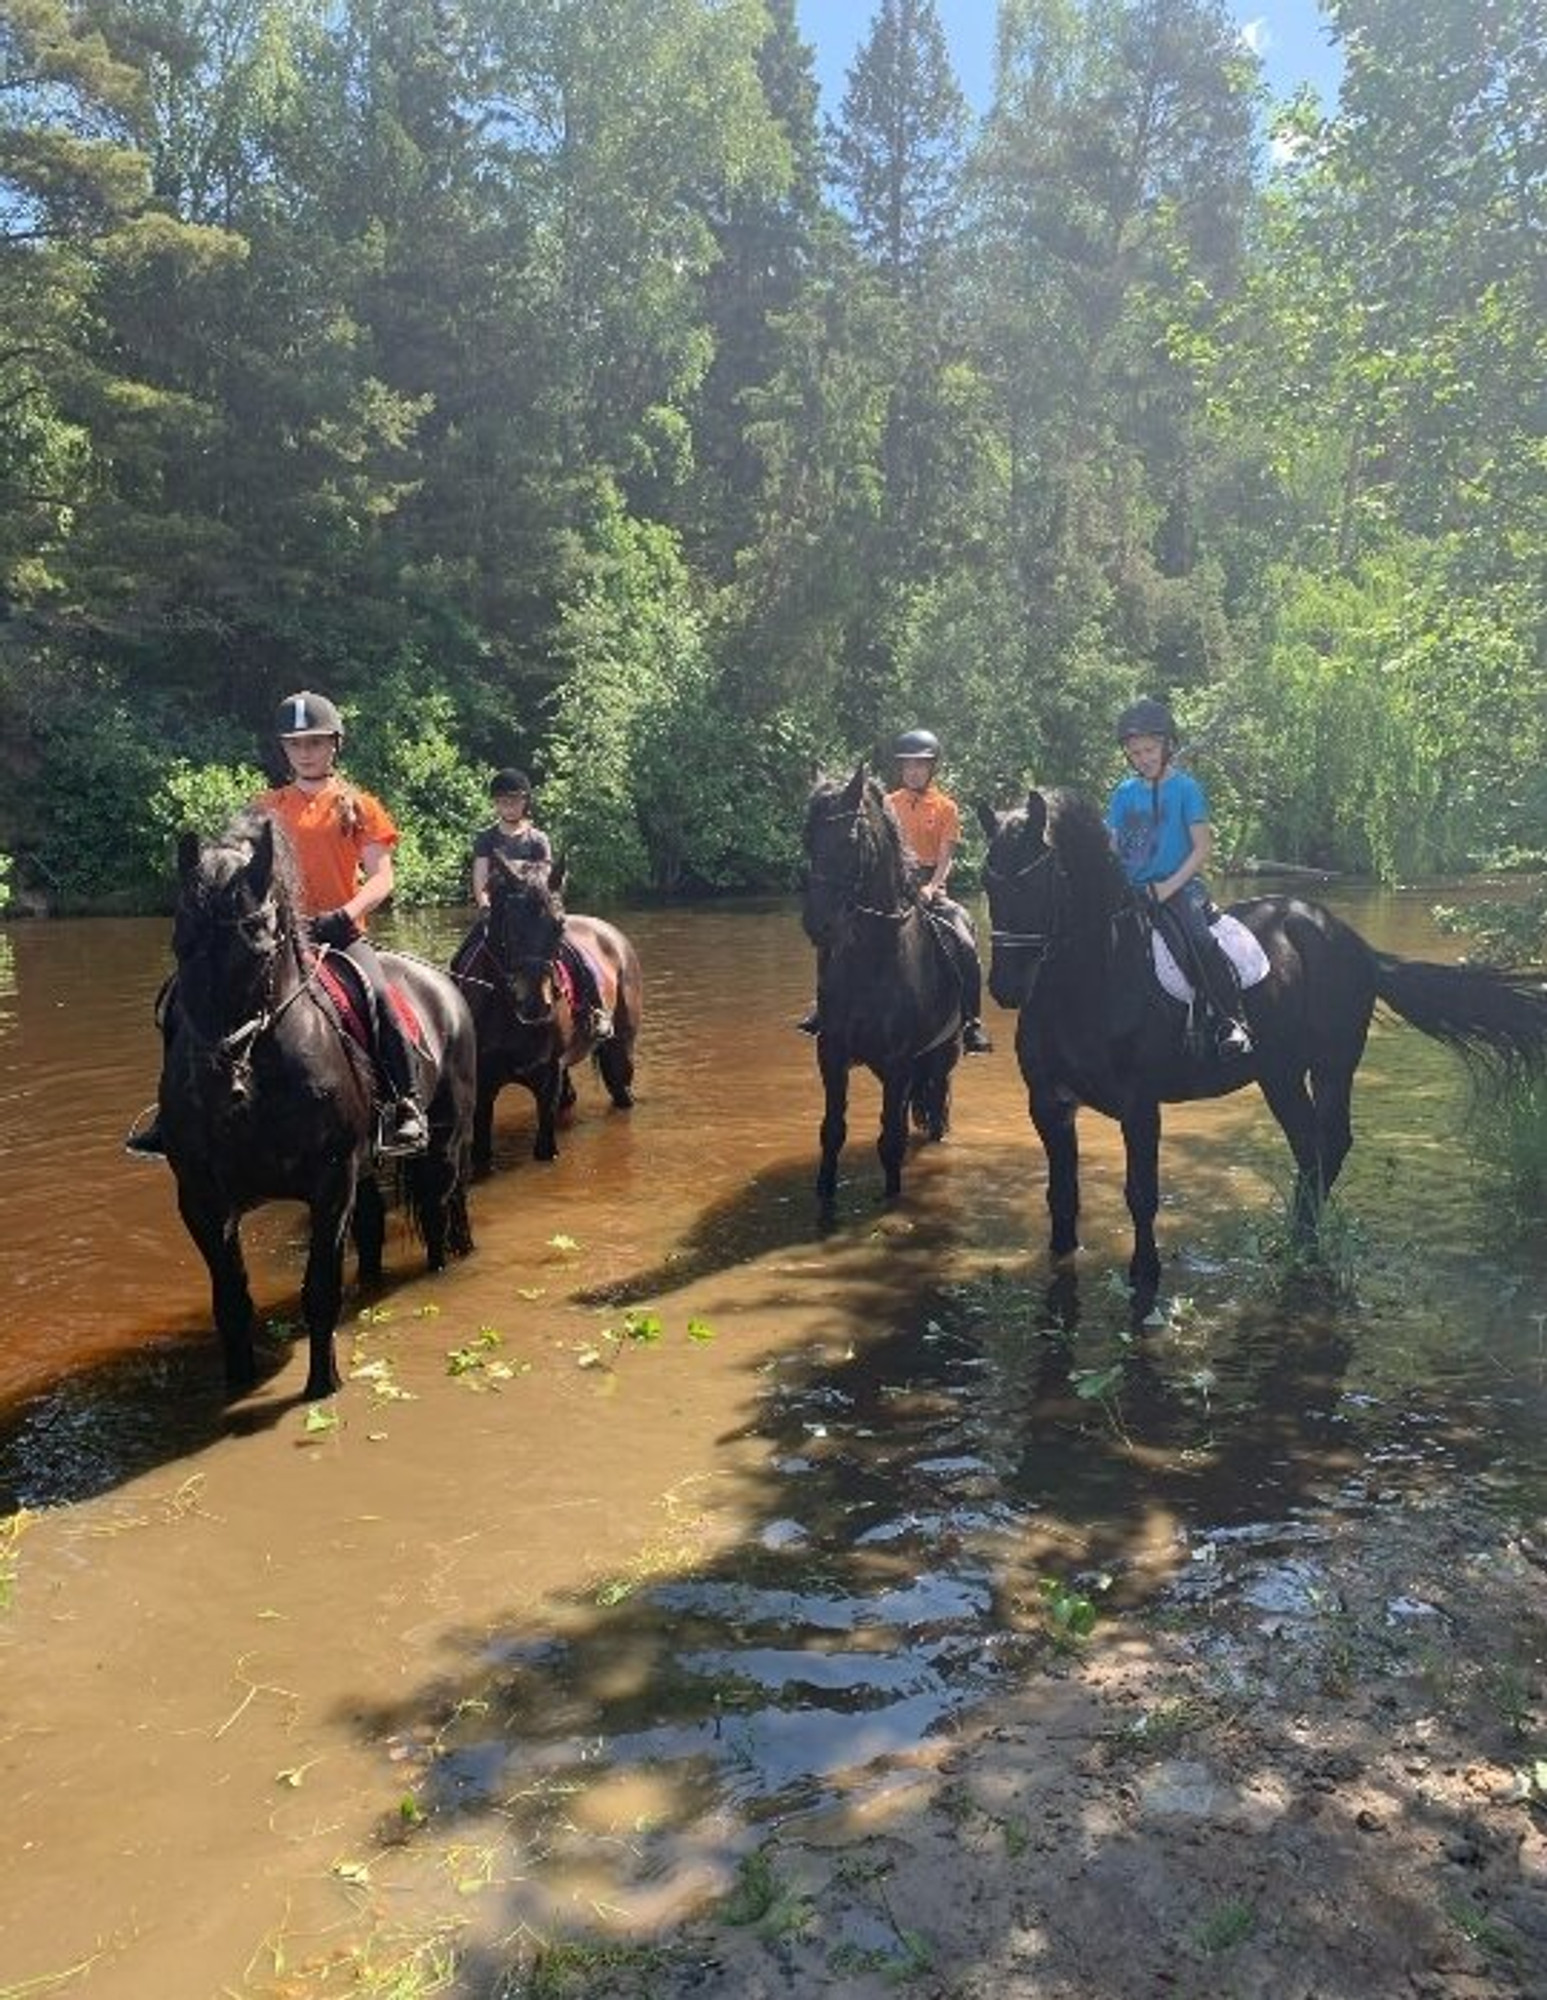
[1155,820,1212,903]
[472,853,491,907]
[924,835,956,899]
[348,842,397,925]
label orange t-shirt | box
[254,778,399,921]
[886,784,961,869]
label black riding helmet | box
[895,728,941,761]
[1115,698,1177,748]
[490,767,532,798]
[276,690,345,741]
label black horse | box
[977,788,1547,1308]
[452,855,641,1170]
[160,811,476,1399]
[801,765,969,1202]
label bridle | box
[983,841,1063,964]
[804,798,913,925]
[479,889,563,1023]
[174,889,320,1081]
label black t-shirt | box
[473,822,552,869]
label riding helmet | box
[1115,697,1177,747]
[276,690,345,741]
[894,728,941,762]
[490,767,532,798]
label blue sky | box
[795,2,1343,114]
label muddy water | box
[1,887,1544,1996]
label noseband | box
[984,843,1062,961]
[177,892,315,1075]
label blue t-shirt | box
[1106,769,1209,886]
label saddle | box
[1146,913,1269,1006]
[313,951,429,1059]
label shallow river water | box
[0,886,1543,1995]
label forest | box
[0,0,1542,917]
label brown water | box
[1,888,1544,1996]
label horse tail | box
[1371,951,1547,1076]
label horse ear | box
[843,762,867,805]
[1025,791,1049,843]
[974,800,1000,841]
[249,814,275,887]
[549,853,567,895]
[177,830,201,880]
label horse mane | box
[181,808,305,919]
[1041,789,1117,881]
[804,771,920,885]
[491,855,561,915]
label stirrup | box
[962,1020,994,1055]
[590,1007,614,1041]
[795,1009,821,1036]
[124,1109,168,1162]
[377,1099,429,1158]
[1217,1020,1253,1057]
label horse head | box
[172,811,298,1045]
[977,790,1063,1010]
[485,857,566,1025]
[979,788,1131,1010]
[801,763,907,946]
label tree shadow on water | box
[314,1206,1547,2000]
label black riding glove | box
[311,907,362,950]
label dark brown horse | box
[801,766,967,1203]
[978,788,1547,1311]
[452,856,641,1170]
[159,811,475,1399]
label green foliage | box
[145,758,267,854]
[0,0,1542,906]
[343,670,488,907]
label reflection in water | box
[3,885,1547,1954]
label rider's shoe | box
[124,1115,168,1162]
[590,1007,615,1042]
[1217,1020,1253,1058]
[795,1008,821,1037]
[379,1096,429,1157]
[962,1019,994,1055]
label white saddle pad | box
[1151,912,1270,1006]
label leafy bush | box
[340,667,488,906]
[145,758,267,862]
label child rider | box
[1107,697,1252,1058]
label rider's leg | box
[1166,887,1252,1055]
[564,941,613,1040]
[346,939,429,1151]
[934,896,993,1054]
[125,977,179,1159]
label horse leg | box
[353,1175,386,1283]
[1028,1085,1081,1263]
[533,1057,564,1160]
[178,1186,258,1393]
[1258,1065,1338,1241]
[878,1068,911,1200]
[300,1177,354,1399]
[911,1047,952,1141]
[815,1039,849,1204]
[1119,1096,1162,1310]
[472,1062,499,1176]
[596,1031,635,1108]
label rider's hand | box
[311,907,362,949]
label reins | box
[985,844,1062,958]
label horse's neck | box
[860,821,910,915]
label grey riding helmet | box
[275,690,345,741]
[1115,698,1177,748]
